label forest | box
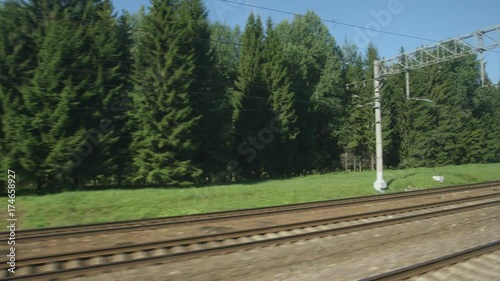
[1,0,499,193]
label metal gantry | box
[380,24,500,78]
[372,24,500,192]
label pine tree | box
[0,1,38,190]
[109,12,135,186]
[381,47,408,168]
[231,13,269,179]
[339,41,364,170]
[177,0,231,179]
[23,0,125,190]
[210,22,241,83]
[259,18,298,175]
[311,53,345,170]
[206,22,242,182]
[470,86,500,163]
[400,48,484,167]
[343,43,379,169]
[275,11,343,174]
[130,0,202,186]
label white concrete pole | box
[373,60,387,192]
[405,55,410,99]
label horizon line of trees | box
[1,0,499,193]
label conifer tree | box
[381,47,408,168]
[339,41,364,163]
[344,43,379,169]
[109,12,135,186]
[178,0,231,178]
[0,1,37,189]
[130,0,202,186]
[232,13,269,178]
[27,0,124,190]
[261,18,297,175]
[276,11,343,173]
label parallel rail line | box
[360,240,500,280]
[3,181,499,242]
[2,193,499,280]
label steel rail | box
[359,240,500,280]
[2,195,499,280]
[3,181,499,242]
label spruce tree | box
[261,18,297,175]
[232,13,269,179]
[0,1,37,190]
[339,41,364,161]
[178,0,231,178]
[210,22,241,83]
[276,11,343,174]
[344,43,379,169]
[108,12,135,186]
[130,0,202,186]
[22,0,125,190]
[381,47,408,168]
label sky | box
[113,0,500,83]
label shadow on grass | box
[2,176,288,197]
[386,173,416,189]
[1,183,176,197]
[444,172,479,183]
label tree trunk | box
[117,172,123,188]
[72,172,79,190]
[371,154,375,171]
[0,181,5,197]
[36,178,44,194]
[344,149,347,171]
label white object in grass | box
[432,175,444,183]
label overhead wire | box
[0,2,414,97]
[0,59,323,99]
[0,9,366,66]
[0,76,328,106]
[221,0,499,58]
[218,0,439,43]
[1,3,497,104]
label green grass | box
[9,163,500,229]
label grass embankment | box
[7,163,500,229]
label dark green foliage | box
[1,0,126,191]
[399,54,487,167]
[342,43,379,169]
[275,11,346,174]
[471,86,500,162]
[210,22,241,82]
[129,0,202,186]
[0,4,498,192]
[231,13,270,178]
[0,0,38,187]
[110,12,135,187]
[260,18,297,176]
[178,0,232,179]
[381,47,408,167]
[338,41,364,156]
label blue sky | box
[113,0,500,83]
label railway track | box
[2,191,499,280]
[360,240,500,280]
[3,180,500,242]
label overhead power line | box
[0,9,370,67]
[0,77,332,106]
[218,0,439,43]
[0,62,328,100]
[218,0,500,58]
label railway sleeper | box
[36,261,60,273]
